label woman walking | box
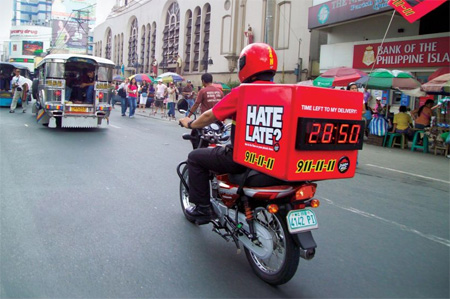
[127,78,138,118]
[139,81,149,113]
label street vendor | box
[411,99,434,129]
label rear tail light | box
[267,204,279,214]
[293,199,320,210]
[310,199,320,208]
[294,183,317,200]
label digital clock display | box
[295,118,364,151]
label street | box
[1,107,449,298]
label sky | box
[0,0,115,43]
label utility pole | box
[72,4,95,55]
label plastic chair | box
[392,133,408,149]
[383,132,402,147]
[411,130,428,153]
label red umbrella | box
[428,67,450,81]
[313,67,368,87]
[422,73,450,94]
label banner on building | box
[52,20,88,53]
[308,0,392,29]
[388,0,447,23]
[353,36,450,69]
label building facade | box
[12,0,52,26]
[308,0,449,109]
[93,0,313,84]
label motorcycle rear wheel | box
[179,165,196,223]
[244,208,300,285]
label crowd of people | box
[110,72,224,121]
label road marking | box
[24,124,28,127]
[366,164,450,184]
[321,197,450,248]
[110,124,121,129]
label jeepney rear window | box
[45,62,64,78]
[97,66,112,82]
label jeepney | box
[32,54,115,128]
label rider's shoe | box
[186,204,215,225]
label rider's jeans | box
[188,146,246,206]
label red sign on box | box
[233,85,364,182]
[388,0,447,23]
[353,36,450,69]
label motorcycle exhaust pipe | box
[300,248,316,260]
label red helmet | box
[238,43,277,83]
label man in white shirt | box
[10,68,29,113]
[154,80,168,116]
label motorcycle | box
[176,120,319,285]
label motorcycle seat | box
[228,169,291,187]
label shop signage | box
[388,0,447,23]
[353,36,450,69]
[9,58,34,63]
[308,0,393,29]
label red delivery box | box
[233,84,364,181]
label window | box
[145,24,151,73]
[162,2,180,72]
[201,4,211,72]
[193,7,201,71]
[151,22,156,61]
[184,10,192,72]
[140,25,146,73]
[128,18,138,68]
[105,29,112,59]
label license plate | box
[286,209,318,233]
[71,106,87,112]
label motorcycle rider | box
[179,43,278,223]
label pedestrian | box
[178,43,276,222]
[127,78,138,118]
[109,82,117,109]
[411,99,434,129]
[139,81,149,113]
[167,82,178,120]
[162,83,169,118]
[392,105,413,139]
[148,83,155,115]
[187,73,223,117]
[118,78,129,116]
[154,80,167,116]
[182,80,195,116]
[9,68,29,113]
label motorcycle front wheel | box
[179,165,196,223]
[244,208,300,285]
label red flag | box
[388,0,447,23]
